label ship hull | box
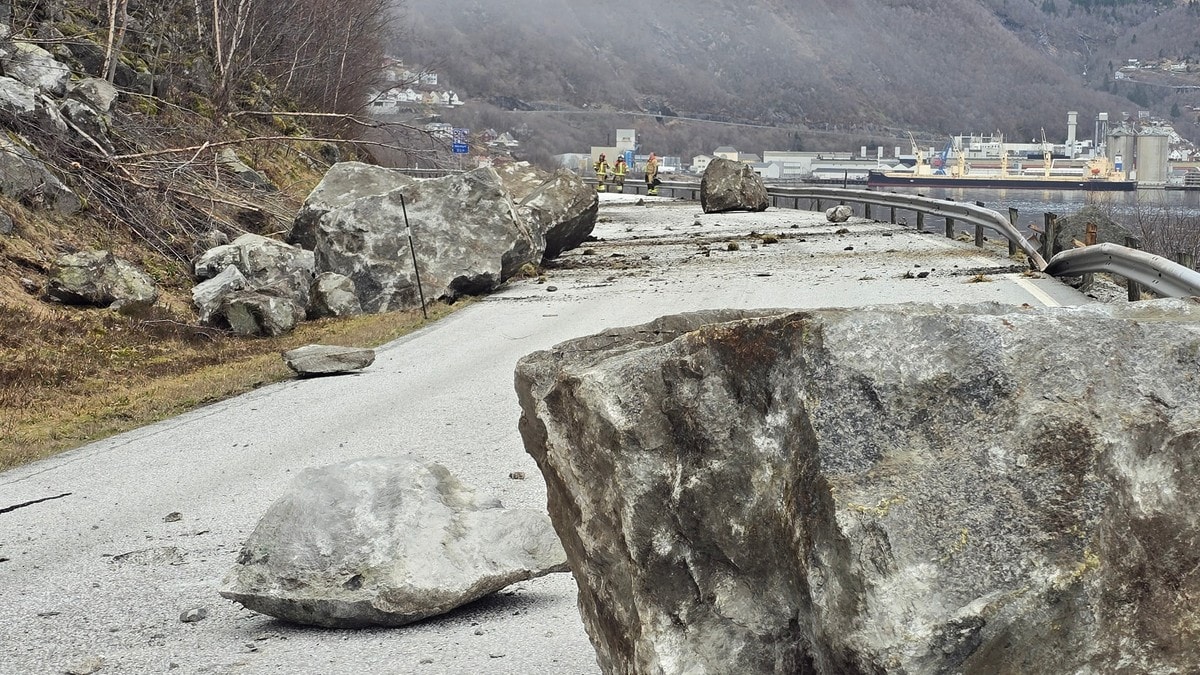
[867,171,1137,192]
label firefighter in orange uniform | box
[594,153,609,192]
[612,156,627,193]
[645,153,659,195]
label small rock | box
[754,273,772,277]
[834,228,851,235]
[419,658,435,665]
[917,271,931,279]
[474,628,485,635]
[844,246,854,251]
[509,471,526,480]
[179,607,209,623]
[489,653,506,659]
[546,286,558,292]
[282,345,375,377]
[20,277,39,293]
[636,199,645,206]
[163,512,182,523]
[0,211,14,235]
[66,656,104,675]
[641,255,650,260]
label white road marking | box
[1014,277,1061,307]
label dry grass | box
[0,300,463,470]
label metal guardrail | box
[1043,243,1200,298]
[764,186,1048,270]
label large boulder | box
[216,148,276,192]
[516,300,1200,674]
[0,135,81,214]
[47,250,158,313]
[518,169,598,261]
[699,157,769,213]
[291,164,540,313]
[220,456,569,628]
[192,234,315,329]
[289,161,418,251]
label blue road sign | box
[452,142,469,154]
[452,127,469,154]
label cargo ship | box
[867,136,1137,192]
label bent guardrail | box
[1043,243,1200,298]
[765,186,1048,270]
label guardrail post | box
[816,198,822,212]
[1125,236,1142,301]
[945,217,955,239]
[1178,252,1195,270]
[794,197,800,210]
[1007,208,1019,257]
[1042,213,1058,260]
[974,223,984,248]
[864,203,872,220]
[916,211,924,232]
[890,205,896,224]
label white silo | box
[1135,132,1170,186]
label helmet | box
[599,153,606,159]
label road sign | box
[452,127,469,154]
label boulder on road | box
[282,344,374,376]
[517,169,598,261]
[291,165,540,313]
[47,250,158,313]
[516,300,1200,674]
[825,204,853,223]
[700,157,769,213]
[220,456,569,628]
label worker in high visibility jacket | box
[594,153,609,192]
[612,156,627,193]
[645,153,659,195]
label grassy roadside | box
[0,300,464,471]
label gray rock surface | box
[699,157,769,213]
[826,204,853,223]
[220,456,569,628]
[216,148,276,191]
[308,271,362,318]
[192,234,314,330]
[516,300,1200,674]
[191,265,247,324]
[1,42,70,96]
[47,250,159,312]
[0,135,81,213]
[517,169,598,261]
[222,290,301,337]
[0,74,68,136]
[282,344,375,375]
[291,164,539,312]
[68,77,118,113]
[289,161,416,251]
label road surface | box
[0,195,1089,674]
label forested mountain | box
[398,0,1200,161]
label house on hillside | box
[691,154,714,172]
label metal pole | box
[398,194,428,320]
[916,211,924,233]
[945,217,955,239]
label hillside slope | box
[401,0,1199,156]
